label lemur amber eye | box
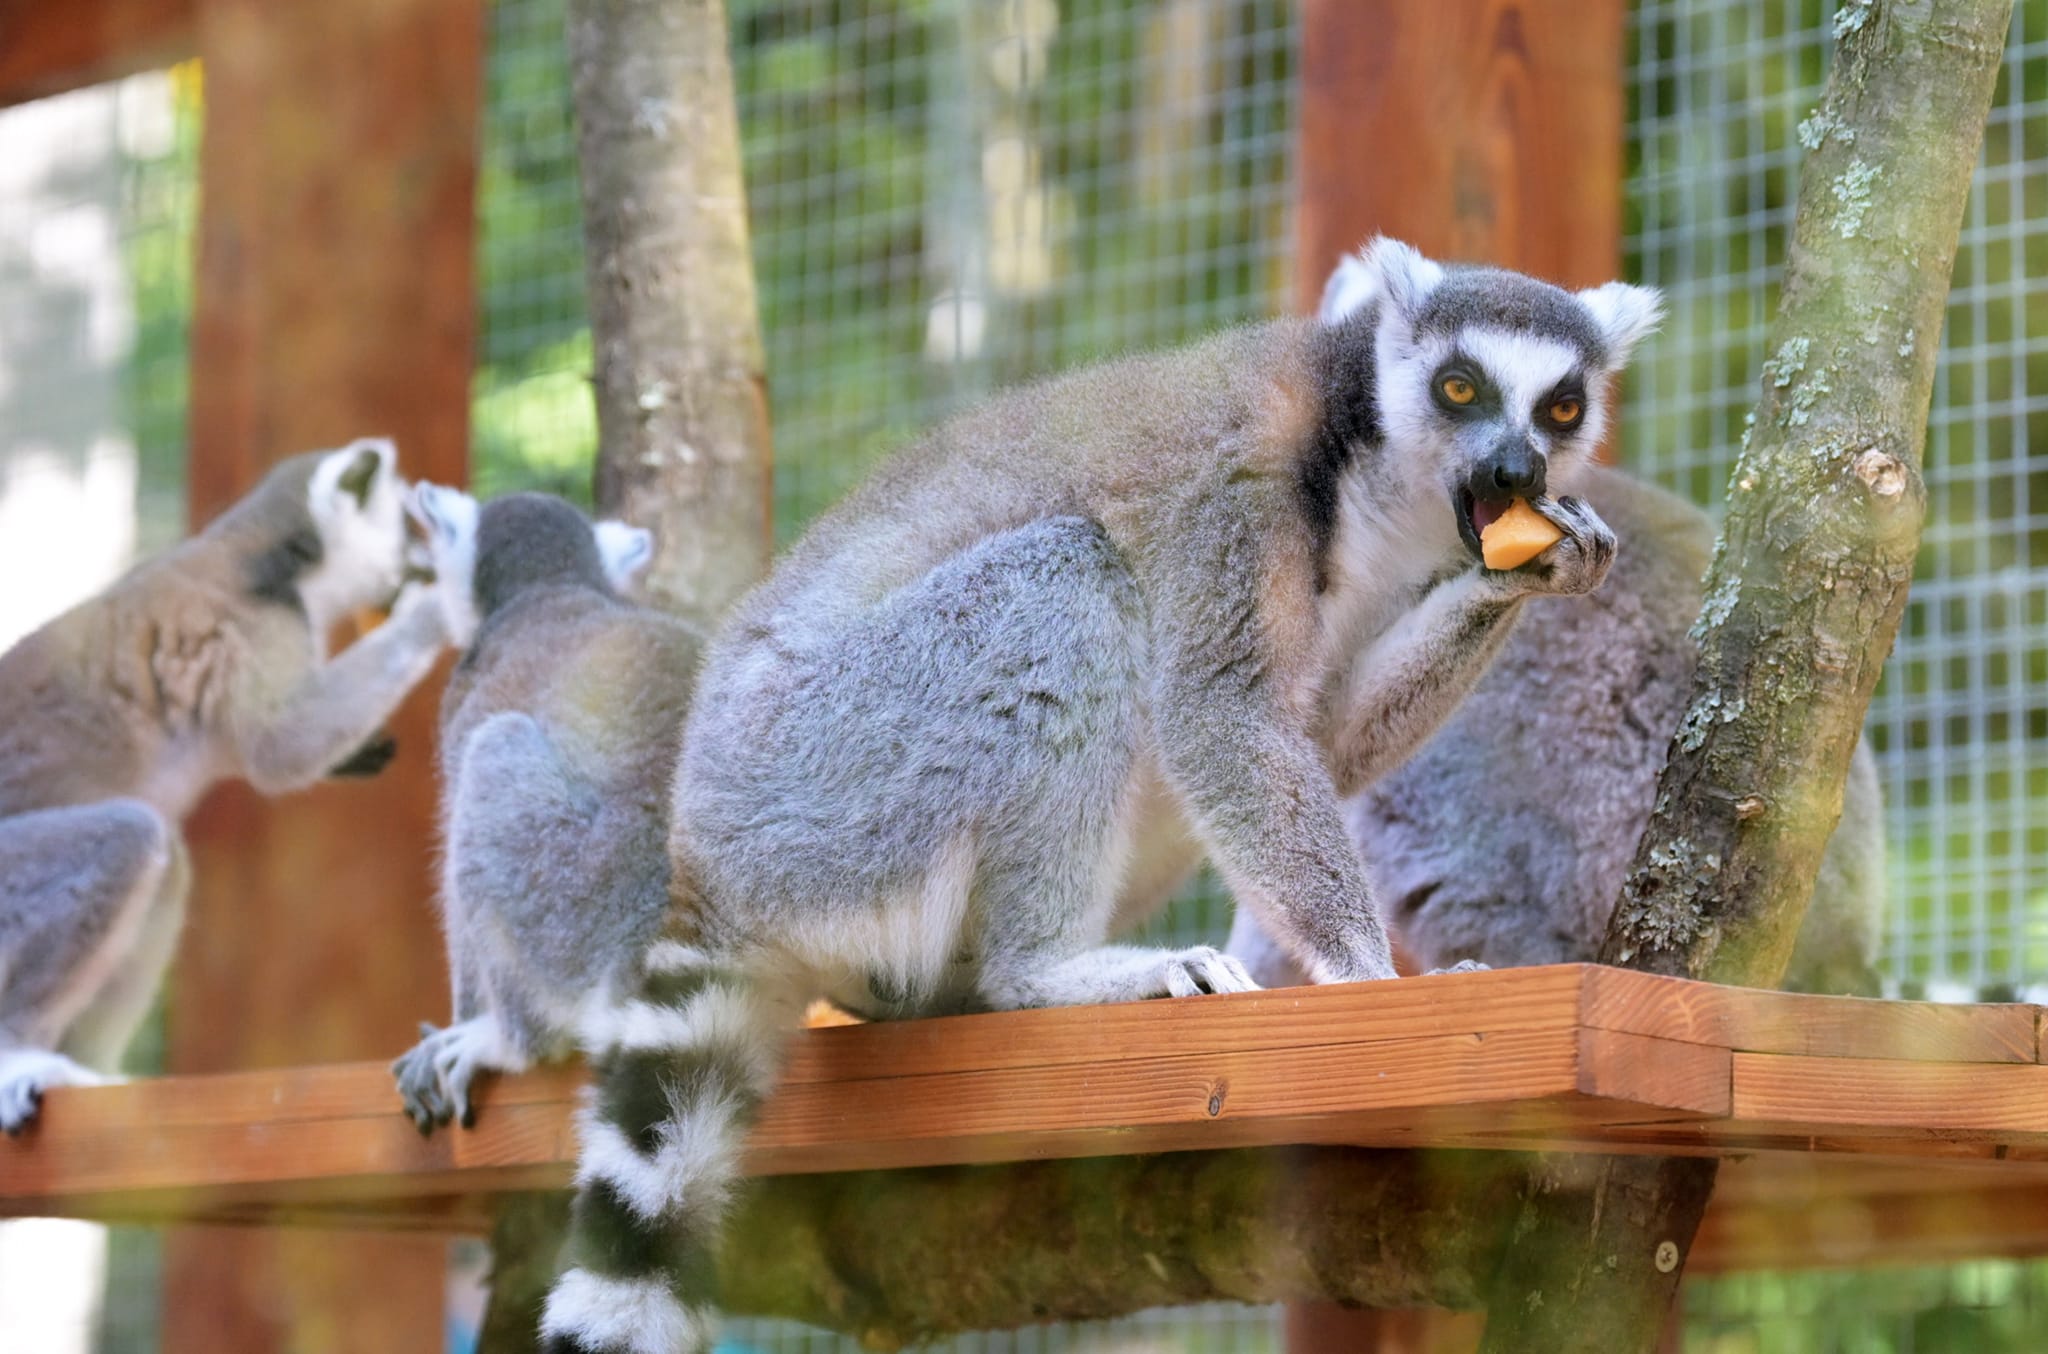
[1441,376,1478,406]
[1550,397,1583,426]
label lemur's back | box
[729,318,1318,645]
[0,532,289,818]
[441,588,697,804]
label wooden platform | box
[5,964,2048,1273]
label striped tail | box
[540,938,792,1354]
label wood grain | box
[1295,0,1628,310]
[4,969,2048,1287]
[1732,1053,2048,1138]
[780,965,1589,1085]
[1581,967,2039,1063]
[0,0,194,109]
[7,966,2043,1215]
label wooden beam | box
[7,971,2048,1338]
[170,0,484,1348]
[4,968,2047,1254]
[0,0,194,110]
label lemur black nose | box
[1477,440,1545,499]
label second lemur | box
[0,439,448,1131]
[392,488,700,1132]
[540,239,1662,1353]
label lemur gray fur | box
[1221,254,1886,997]
[391,487,700,1133]
[0,438,449,1132]
[538,238,1662,1354]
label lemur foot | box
[0,1050,108,1134]
[1160,946,1259,998]
[1425,959,1491,976]
[392,1017,527,1135]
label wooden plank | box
[2,970,2045,1283]
[0,0,194,109]
[1295,0,1628,312]
[168,0,484,1347]
[1731,1052,2048,1139]
[1581,967,2039,1064]
[0,997,1724,1214]
[758,1025,1722,1176]
[780,965,1591,1085]
[1574,1027,1729,1114]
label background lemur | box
[0,437,449,1131]
[392,487,700,1133]
[539,239,1662,1354]
[1225,256,1886,995]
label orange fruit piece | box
[1480,498,1566,570]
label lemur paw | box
[1160,946,1260,998]
[1426,959,1491,976]
[1498,495,1617,597]
[392,1017,526,1135]
[0,1051,107,1135]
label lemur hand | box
[386,578,455,647]
[1491,495,1616,597]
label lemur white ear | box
[1575,282,1665,367]
[315,436,396,512]
[1317,254,1378,325]
[405,481,478,547]
[594,520,655,591]
[1355,236,1445,323]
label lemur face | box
[1322,239,1662,563]
[302,436,412,623]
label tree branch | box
[719,1149,1520,1349]
[1481,4,2015,1349]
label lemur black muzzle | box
[1455,437,1545,560]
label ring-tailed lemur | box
[1221,253,1883,996]
[537,238,1662,1353]
[391,487,702,1132]
[0,438,451,1131]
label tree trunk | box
[566,0,771,626]
[1480,3,2014,1349]
[479,3,772,1349]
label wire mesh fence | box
[7,0,2048,1348]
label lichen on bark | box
[1486,5,2016,1351]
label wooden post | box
[1295,0,1625,303]
[0,0,194,109]
[1292,2,1626,1349]
[164,0,484,1348]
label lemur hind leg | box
[0,799,179,1131]
[397,711,668,1131]
[686,515,1254,1012]
[59,830,189,1074]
